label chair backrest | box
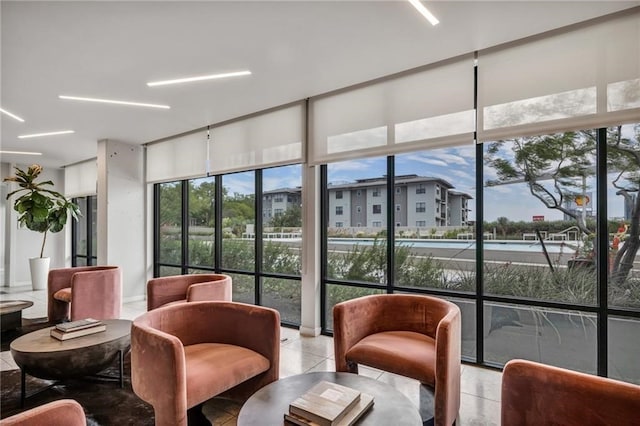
[502,359,640,426]
[146,273,232,310]
[0,399,86,426]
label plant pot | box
[29,257,50,290]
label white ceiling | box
[1,1,638,169]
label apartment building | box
[327,175,471,228]
[262,187,302,222]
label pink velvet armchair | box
[48,266,122,322]
[502,359,640,425]
[146,273,232,311]
[0,399,86,426]
[131,301,280,426]
[333,294,461,426]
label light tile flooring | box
[1,289,502,425]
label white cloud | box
[450,169,474,180]
[453,145,476,159]
[429,152,467,165]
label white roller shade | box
[64,159,97,197]
[207,103,304,175]
[309,54,475,165]
[146,131,208,183]
[478,10,640,142]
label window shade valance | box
[208,102,305,175]
[64,159,97,197]
[309,54,476,165]
[146,131,208,183]
[477,10,640,142]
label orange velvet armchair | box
[0,399,86,426]
[502,359,640,426]
[131,301,280,426]
[48,266,122,322]
[333,294,461,426]
[146,273,232,311]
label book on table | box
[50,323,107,341]
[289,381,371,426]
[55,318,103,332]
[285,392,374,426]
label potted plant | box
[3,164,80,290]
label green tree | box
[484,126,640,285]
[270,205,302,228]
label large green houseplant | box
[4,164,80,289]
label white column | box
[97,139,146,302]
[300,164,321,336]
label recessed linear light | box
[147,70,252,87]
[0,108,25,122]
[18,130,75,139]
[59,95,170,109]
[0,150,42,156]
[408,0,439,26]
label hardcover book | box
[289,381,362,426]
[55,318,102,332]
[50,324,107,341]
[285,392,374,426]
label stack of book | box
[285,381,374,426]
[50,318,106,341]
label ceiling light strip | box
[0,108,25,122]
[147,70,252,87]
[0,150,42,156]
[18,130,75,139]
[59,95,170,109]
[407,0,439,26]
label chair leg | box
[346,360,359,374]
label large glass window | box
[221,171,255,271]
[72,196,97,266]
[154,164,302,326]
[188,177,215,268]
[483,132,597,305]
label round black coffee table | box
[10,319,131,406]
[0,300,34,331]
[238,371,426,425]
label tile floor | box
[0,288,503,425]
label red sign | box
[532,215,545,222]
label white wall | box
[1,162,67,288]
[97,140,146,301]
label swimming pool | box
[328,238,574,254]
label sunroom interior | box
[1,1,640,424]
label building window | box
[356,206,362,213]
[372,221,382,227]
[396,222,401,227]
[416,220,426,227]
[274,196,283,202]
[336,206,343,215]
[336,222,343,228]
[416,185,426,194]
[373,204,382,214]
[396,187,401,194]
[357,190,362,197]
[416,202,426,213]
[373,188,380,197]
[336,191,343,199]
[395,204,401,212]
[274,208,283,215]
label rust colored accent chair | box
[0,399,86,426]
[333,294,461,426]
[502,359,640,426]
[131,301,280,426]
[48,266,122,322]
[146,273,232,311]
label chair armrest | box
[435,306,461,426]
[186,279,231,303]
[333,297,381,372]
[0,399,86,426]
[147,277,192,311]
[131,323,188,426]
